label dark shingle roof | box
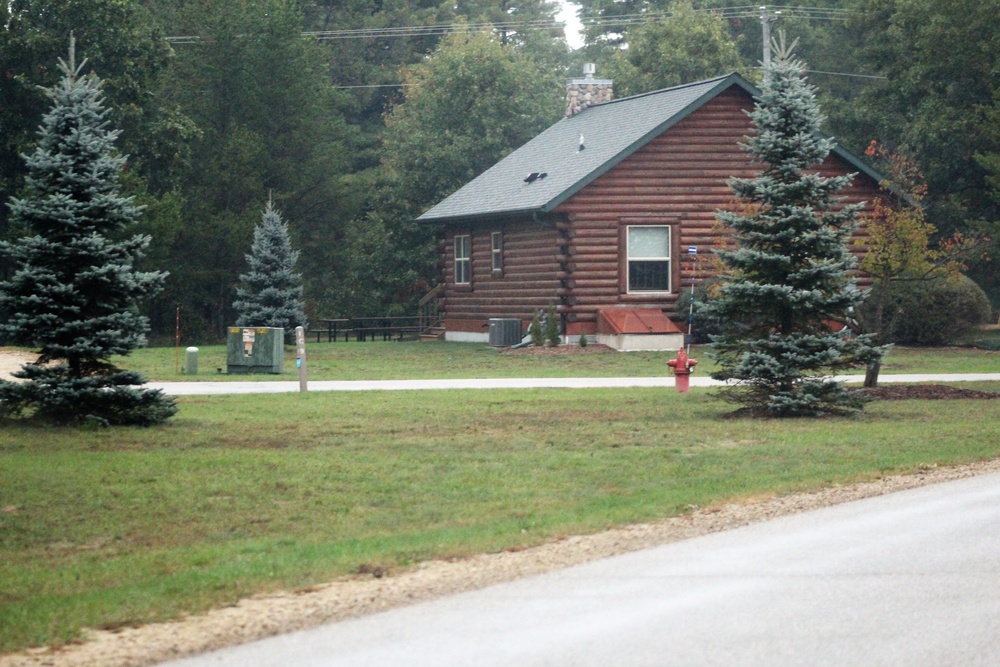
[417,72,882,223]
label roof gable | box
[418,73,882,223]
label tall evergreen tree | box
[233,199,307,340]
[0,41,175,426]
[704,36,882,417]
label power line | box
[166,5,878,86]
[164,5,863,44]
[334,83,419,89]
[805,69,887,80]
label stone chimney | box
[565,63,613,117]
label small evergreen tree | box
[544,305,561,347]
[233,199,307,342]
[704,35,882,417]
[0,41,175,426]
[528,310,544,347]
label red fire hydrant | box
[667,348,698,393]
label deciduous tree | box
[855,142,986,385]
[328,29,564,317]
[603,0,744,97]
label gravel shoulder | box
[4,458,1000,667]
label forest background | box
[2,0,999,343]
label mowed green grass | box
[101,339,1000,381]
[3,385,1000,653]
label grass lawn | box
[3,385,1000,653]
[99,338,1000,382]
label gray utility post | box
[295,326,308,392]
[760,6,781,67]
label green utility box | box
[226,327,285,374]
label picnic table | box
[312,317,423,342]
[313,318,350,343]
[350,316,423,342]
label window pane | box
[628,226,670,259]
[629,260,670,291]
[491,232,502,271]
[455,235,470,284]
[455,235,470,260]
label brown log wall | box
[439,87,881,337]
[554,87,878,335]
[441,219,562,333]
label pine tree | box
[704,35,882,417]
[0,40,175,426]
[544,304,561,347]
[233,199,307,342]
[528,311,544,347]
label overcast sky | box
[556,1,584,49]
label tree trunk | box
[864,360,881,388]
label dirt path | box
[0,348,34,381]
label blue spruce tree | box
[233,199,307,342]
[705,36,882,416]
[0,40,175,426]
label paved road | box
[163,472,1000,667]
[149,373,1000,395]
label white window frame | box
[454,234,471,285]
[626,225,672,293]
[491,231,503,274]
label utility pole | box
[759,6,781,67]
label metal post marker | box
[295,326,308,392]
[687,246,697,356]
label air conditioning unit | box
[488,318,523,347]
[226,327,285,374]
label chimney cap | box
[583,63,596,77]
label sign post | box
[295,326,308,392]
[687,246,697,356]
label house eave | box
[417,207,541,225]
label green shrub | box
[544,306,560,347]
[528,311,544,347]
[578,333,588,348]
[861,274,992,346]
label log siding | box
[552,88,877,335]
[437,86,881,338]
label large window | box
[627,226,671,292]
[454,234,471,284]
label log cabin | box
[418,70,884,349]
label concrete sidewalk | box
[148,373,1000,396]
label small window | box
[627,226,671,292]
[454,234,471,285]
[491,231,503,273]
